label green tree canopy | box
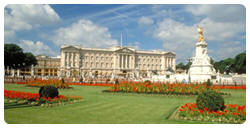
[212,52,246,74]
[176,62,192,73]
[232,52,246,74]
[176,62,185,69]
[4,44,37,69]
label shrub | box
[39,85,59,98]
[196,90,225,111]
[206,79,212,88]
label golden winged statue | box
[197,26,205,42]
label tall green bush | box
[39,85,59,98]
[196,90,225,111]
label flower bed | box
[211,85,246,90]
[4,90,83,107]
[177,103,246,123]
[27,79,70,88]
[68,82,113,86]
[106,82,228,95]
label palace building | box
[33,55,60,76]
[5,55,60,77]
[60,45,176,78]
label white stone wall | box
[60,45,176,77]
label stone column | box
[133,55,135,69]
[170,57,173,68]
[65,52,68,67]
[71,52,74,67]
[121,55,123,69]
[61,51,65,68]
[7,66,9,75]
[66,52,69,67]
[76,53,79,68]
[72,52,75,67]
[128,55,131,69]
[166,57,169,68]
[64,52,67,68]
[173,57,176,71]
[125,55,127,69]
[17,69,20,77]
[119,55,122,68]
[161,56,165,70]
[68,52,71,67]
[31,65,34,76]
[11,69,15,77]
[113,54,116,70]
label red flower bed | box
[106,82,224,95]
[178,103,246,123]
[16,82,26,84]
[212,85,246,90]
[4,90,83,106]
[68,82,113,86]
[4,90,39,101]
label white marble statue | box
[189,26,216,82]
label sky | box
[4,4,246,64]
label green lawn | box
[4,84,246,124]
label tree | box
[24,52,38,67]
[167,67,175,73]
[213,58,233,74]
[232,52,246,74]
[176,62,185,70]
[185,62,192,71]
[4,44,37,69]
[212,52,246,74]
[210,57,215,65]
[176,62,192,73]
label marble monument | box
[189,27,216,82]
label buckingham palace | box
[60,45,176,78]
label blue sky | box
[4,4,246,64]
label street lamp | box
[187,57,192,83]
[79,56,83,77]
[225,65,231,75]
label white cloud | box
[52,19,118,48]
[18,40,56,56]
[154,17,245,63]
[186,5,245,23]
[153,5,245,63]
[4,4,60,40]
[199,18,245,41]
[138,16,154,25]
[154,18,197,62]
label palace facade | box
[60,45,176,78]
[5,55,60,77]
[33,55,60,76]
